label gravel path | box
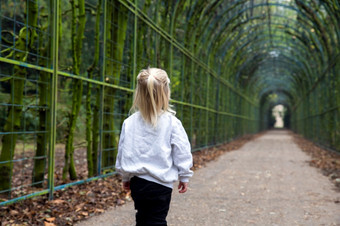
[77,130,340,226]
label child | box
[115,67,193,225]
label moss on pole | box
[63,0,86,181]
[86,0,102,177]
[102,2,128,169]
[0,1,38,194]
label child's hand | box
[178,181,188,193]
[123,181,130,191]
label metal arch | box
[172,0,334,86]
[217,18,309,51]
[172,0,212,48]
[220,24,309,59]
[225,37,315,74]
[260,95,294,115]
[195,2,335,72]
[222,35,320,80]
[201,2,323,54]
[295,0,337,57]
[251,65,306,90]
[175,0,336,70]
[250,66,301,88]
[258,86,296,107]
[223,32,315,67]
[235,63,310,98]
[251,72,299,97]
[245,65,298,87]
[248,60,304,88]
[240,52,307,76]
[170,0,340,151]
[199,1,317,45]
[214,23,325,67]
[232,51,312,100]
[207,26,326,81]
[137,0,338,139]
[210,14,317,55]
[260,89,296,106]
[228,41,312,80]
[224,41,314,86]
[231,42,313,83]
[250,79,298,104]
[198,0,248,42]
[260,90,294,113]
[169,0,182,77]
[255,76,295,92]
[252,79,298,100]
[191,0,239,55]
[259,86,296,99]
[197,0,223,22]
[214,19,324,64]
[235,53,304,83]
[320,1,340,41]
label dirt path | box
[77,130,340,226]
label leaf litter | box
[291,132,340,192]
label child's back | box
[116,111,193,188]
[115,67,193,225]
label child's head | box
[132,67,175,126]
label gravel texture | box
[77,130,340,226]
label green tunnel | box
[0,0,339,203]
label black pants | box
[130,176,172,226]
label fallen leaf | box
[45,217,55,222]
[49,199,66,204]
[81,211,88,216]
[10,210,19,215]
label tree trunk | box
[86,0,102,177]
[0,1,38,195]
[92,89,100,175]
[63,0,86,181]
[32,72,49,187]
[102,2,128,170]
[32,0,55,187]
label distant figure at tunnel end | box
[115,67,194,225]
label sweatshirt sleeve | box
[115,121,130,182]
[171,118,194,182]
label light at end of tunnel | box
[272,105,286,128]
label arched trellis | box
[200,2,326,54]
[0,0,338,206]
[248,63,301,96]
[169,0,339,148]
[217,22,324,68]
[180,0,337,94]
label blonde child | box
[115,67,193,225]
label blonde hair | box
[131,67,175,127]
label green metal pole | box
[48,0,59,200]
[205,74,210,146]
[154,1,159,66]
[133,0,138,90]
[169,1,180,78]
[98,0,107,175]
